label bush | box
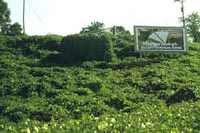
[40,35,62,51]
[115,45,136,58]
[18,35,62,51]
[60,33,115,62]
[0,35,62,51]
[166,88,197,106]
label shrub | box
[0,35,62,51]
[38,35,62,51]
[60,33,115,62]
[24,35,62,51]
[166,88,197,106]
[115,45,136,58]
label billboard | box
[134,26,187,52]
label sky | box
[4,0,200,36]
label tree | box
[185,12,200,42]
[0,22,22,35]
[0,1,22,36]
[80,22,105,33]
[9,22,22,35]
[0,23,10,34]
[111,26,130,35]
[110,26,133,42]
[0,0,10,31]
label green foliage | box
[9,22,22,35]
[111,26,132,36]
[0,23,10,35]
[102,26,134,58]
[24,35,62,51]
[1,22,22,36]
[60,33,115,62]
[185,12,200,42]
[0,1,22,36]
[1,35,200,132]
[0,0,10,29]
[80,21,105,33]
[1,32,62,51]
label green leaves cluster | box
[1,22,22,36]
[0,1,22,36]
[185,12,200,42]
[80,22,105,33]
[0,0,10,27]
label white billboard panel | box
[134,26,187,52]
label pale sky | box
[5,0,200,35]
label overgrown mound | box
[60,33,115,62]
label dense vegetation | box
[60,33,115,62]
[0,34,200,132]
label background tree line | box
[0,0,22,36]
[185,12,200,42]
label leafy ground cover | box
[0,36,200,132]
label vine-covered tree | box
[0,0,11,32]
[111,26,130,35]
[185,12,200,42]
[111,26,133,41]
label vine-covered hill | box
[0,35,200,132]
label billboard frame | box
[134,26,188,53]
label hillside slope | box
[0,36,200,132]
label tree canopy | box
[0,0,23,35]
[185,12,200,42]
[0,0,10,28]
[111,26,131,35]
[80,22,105,33]
[9,22,22,35]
